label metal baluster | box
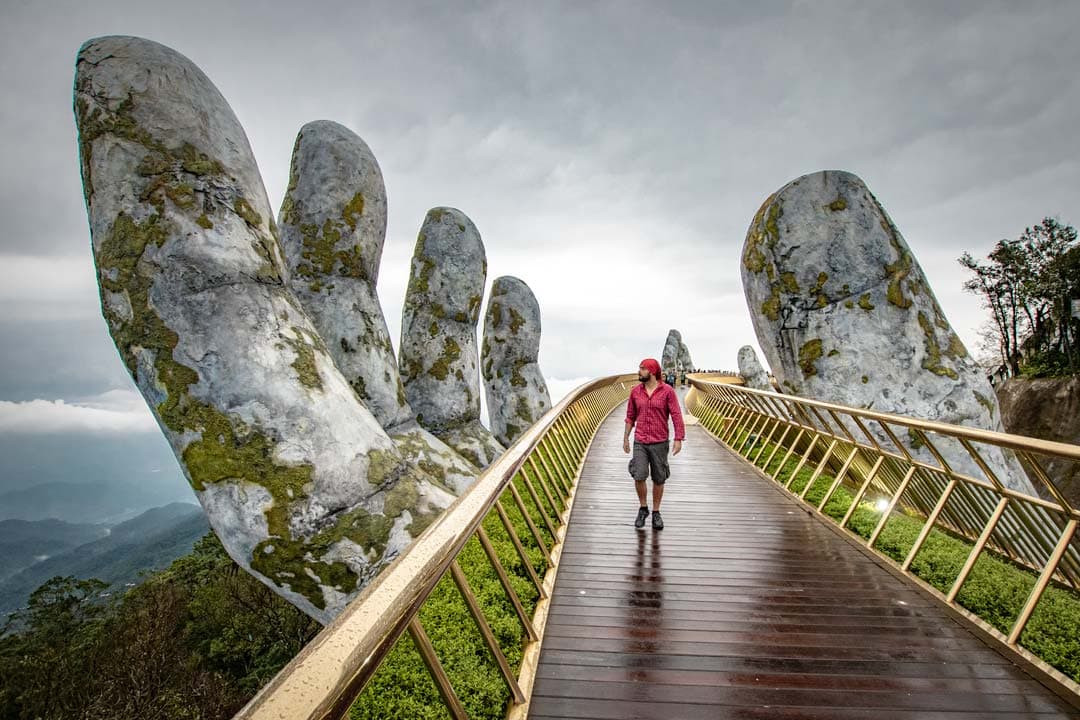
[475,525,538,640]
[507,481,553,562]
[867,466,918,548]
[407,617,468,720]
[495,499,546,597]
[449,560,527,704]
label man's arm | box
[623,391,636,454]
[668,387,685,454]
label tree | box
[0,577,110,719]
[0,535,319,720]
[960,218,1079,378]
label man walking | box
[623,358,684,530]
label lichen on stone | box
[285,326,324,391]
[761,284,781,321]
[917,311,960,380]
[341,192,364,230]
[882,221,914,309]
[427,337,462,380]
[798,338,823,377]
[974,391,995,414]
[825,195,847,212]
[509,307,526,334]
[234,197,262,227]
[907,428,926,451]
[742,194,780,274]
[809,271,829,308]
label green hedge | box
[350,469,558,720]
[722,422,1080,682]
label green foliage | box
[350,472,556,719]
[0,534,319,719]
[0,457,567,720]
[960,217,1079,377]
[716,411,1080,682]
[1020,348,1079,378]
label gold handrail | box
[687,376,1080,696]
[234,373,635,720]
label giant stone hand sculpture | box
[277,120,479,493]
[740,170,1034,495]
[661,329,693,372]
[481,276,552,446]
[75,36,455,624]
[399,209,505,468]
[737,345,772,391]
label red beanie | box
[639,358,661,377]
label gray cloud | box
[0,1,1077,482]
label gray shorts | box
[629,440,670,484]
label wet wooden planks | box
[527,395,1079,719]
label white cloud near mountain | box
[0,389,157,435]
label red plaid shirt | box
[625,382,685,443]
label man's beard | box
[638,374,650,383]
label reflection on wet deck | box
[527,398,1079,719]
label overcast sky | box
[1,1,1077,497]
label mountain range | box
[0,479,194,525]
[0,502,208,619]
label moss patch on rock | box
[761,284,781,322]
[974,391,996,415]
[489,302,503,330]
[285,327,324,391]
[825,195,847,212]
[798,339,823,377]
[743,194,780,274]
[917,311,960,380]
[510,359,529,388]
[508,308,526,335]
[881,220,914,309]
[407,233,436,295]
[780,272,800,293]
[428,337,462,380]
[341,192,365,230]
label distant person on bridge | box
[623,358,684,530]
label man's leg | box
[652,481,665,511]
[629,443,651,528]
[646,442,670,529]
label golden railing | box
[234,373,635,720]
[687,376,1080,694]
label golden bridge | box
[235,374,1080,719]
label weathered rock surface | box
[278,120,406,427]
[75,36,454,624]
[277,121,477,493]
[661,329,694,372]
[738,345,772,391]
[399,208,504,467]
[678,342,694,371]
[481,276,552,446]
[740,170,1034,495]
[997,377,1080,507]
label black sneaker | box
[652,511,664,530]
[634,507,650,529]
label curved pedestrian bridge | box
[236,375,1080,720]
[529,401,1074,718]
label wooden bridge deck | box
[527,395,1079,719]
